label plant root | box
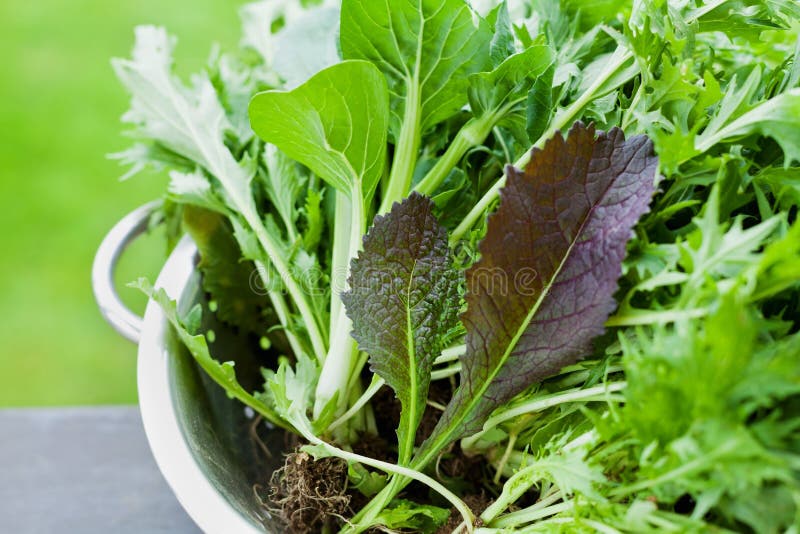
[268,451,351,534]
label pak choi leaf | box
[342,193,460,463]
[424,122,659,448]
[248,60,389,201]
[340,0,492,137]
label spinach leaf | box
[342,193,460,464]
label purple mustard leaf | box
[423,122,659,448]
[342,192,461,462]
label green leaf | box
[697,88,800,165]
[260,144,307,241]
[262,351,320,421]
[301,187,324,251]
[340,0,493,137]
[372,499,450,534]
[467,44,555,127]
[131,278,288,429]
[348,463,388,497]
[342,193,460,463]
[486,1,516,67]
[113,26,257,217]
[182,206,268,335]
[166,169,227,214]
[526,73,554,143]
[248,60,389,199]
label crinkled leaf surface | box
[340,0,492,137]
[426,122,659,445]
[342,193,460,462]
[248,60,389,199]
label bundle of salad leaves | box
[114,0,800,532]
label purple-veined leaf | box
[342,193,460,463]
[423,122,659,449]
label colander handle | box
[92,200,162,344]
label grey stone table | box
[0,406,200,533]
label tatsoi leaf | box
[342,193,460,462]
[340,0,492,137]
[430,122,659,442]
[248,60,389,199]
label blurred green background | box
[0,0,243,405]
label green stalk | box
[414,110,500,196]
[292,418,475,533]
[188,128,329,362]
[313,183,365,421]
[329,192,353,339]
[450,46,635,245]
[253,261,305,359]
[249,215,328,361]
[379,79,422,214]
[461,382,627,451]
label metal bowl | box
[93,204,281,533]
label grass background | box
[0,0,243,405]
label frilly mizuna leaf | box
[424,122,659,448]
[248,60,389,200]
[342,193,460,463]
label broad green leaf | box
[421,123,659,451]
[466,44,555,145]
[467,45,555,122]
[342,193,460,463]
[248,60,389,199]
[340,0,493,138]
